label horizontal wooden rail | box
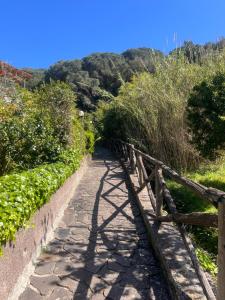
[152,212,218,228]
[123,141,225,207]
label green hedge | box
[0,149,83,254]
[85,130,95,154]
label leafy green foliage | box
[34,48,164,111]
[0,67,95,255]
[0,113,61,174]
[96,59,205,170]
[36,81,76,146]
[0,148,83,254]
[94,101,128,141]
[25,40,225,112]
[22,68,46,90]
[96,49,225,170]
[187,73,225,158]
[85,130,95,153]
[0,79,91,253]
[0,82,80,175]
[195,248,218,277]
[170,38,225,63]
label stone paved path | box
[19,148,170,300]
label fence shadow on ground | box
[36,148,170,299]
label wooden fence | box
[109,139,225,300]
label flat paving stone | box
[30,274,59,296]
[19,287,43,300]
[46,287,73,300]
[35,261,56,275]
[19,148,170,299]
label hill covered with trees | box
[25,48,163,110]
[24,39,225,111]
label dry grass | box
[112,50,225,170]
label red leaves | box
[0,61,32,83]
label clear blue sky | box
[1,0,225,68]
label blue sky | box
[1,0,225,68]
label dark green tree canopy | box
[187,73,225,157]
[170,38,225,63]
[24,41,225,111]
[26,47,164,111]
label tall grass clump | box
[97,50,225,171]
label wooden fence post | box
[136,153,144,186]
[124,144,129,162]
[217,198,225,300]
[129,144,136,174]
[155,167,163,217]
[122,144,127,160]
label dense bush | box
[0,82,80,175]
[187,73,225,158]
[85,130,95,153]
[0,148,83,254]
[96,50,225,170]
[36,81,76,146]
[95,62,204,170]
[0,77,18,100]
[94,101,127,141]
[0,78,91,253]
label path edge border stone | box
[0,155,91,300]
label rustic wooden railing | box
[109,139,225,300]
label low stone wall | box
[0,155,91,300]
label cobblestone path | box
[19,148,170,300]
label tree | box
[187,73,225,157]
[0,82,79,175]
[36,81,76,146]
[43,48,163,111]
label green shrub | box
[195,248,218,277]
[94,101,127,141]
[96,50,225,170]
[0,114,62,174]
[85,130,95,153]
[187,72,225,158]
[0,78,94,254]
[36,81,76,146]
[0,82,79,175]
[0,148,83,254]
[100,66,203,170]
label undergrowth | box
[167,154,225,277]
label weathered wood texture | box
[123,141,225,207]
[155,212,218,227]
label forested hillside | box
[25,48,163,110]
[24,39,225,111]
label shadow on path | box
[19,147,170,300]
